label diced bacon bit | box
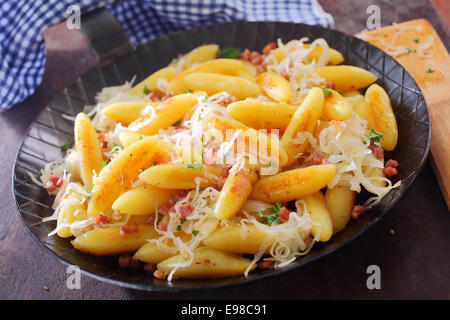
[167,190,189,206]
[46,175,63,192]
[145,215,155,225]
[325,82,335,89]
[369,143,384,160]
[278,206,290,221]
[203,149,216,165]
[148,92,158,102]
[172,126,184,133]
[158,205,170,215]
[153,269,167,279]
[161,93,173,100]
[383,167,398,178]
[119,254,131,268]
[239,49,251,60]
[258,259,274,269]
[217,96,234,106]
[311,152,330,165]
[144,263,156,274]
[280,69,289,79]
[120,223,139,236]
[250,51,264,65]
[215,176,227,191]
[158,224,167,232]
[385,159,398,169]
[331,120,341,130]
[101,140,108,148]
[95,214,110,226]
[213,166,232,190]
[263,42,277,56]
[256,63,267,73]
[203,259,211,266]
[351,205,365,220]
[178,202,195,218]
[222,166,231,177]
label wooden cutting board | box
[357,19,450,210]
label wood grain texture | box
[359,19,450,209]
[0,0,449,299]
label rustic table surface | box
[1,0,449,300]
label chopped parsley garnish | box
[172,120,182,126]
[180,217,187,224]
[383,33,388,37]
[407,47,416,53]
[367,127,385,143]
[180,89,192,94]
[101,160,108,169]
[198,186,205,191]
[257,203,282,226]
[85,195,92,201]
[192,230,199,236]
[426,67,434,73]
[143,85,151,95]
[95,129,102,133]
[414,38,420,43]
[176,225,182,232]
[336,90,343,95]
[61,141,71,152]
[322,87,333,97]
[152,161,158,166]
[111,143,120,153]
[138,135,143,140]
[187,163,203,169]
[221,47,242,59]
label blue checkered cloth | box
[0,0,334,110]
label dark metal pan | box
[12,9,431,292]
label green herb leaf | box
[257,203,282,226]
[85,195,92,201]
[143,85,151,95]
[367,127,385,143]
[180,218,187,224]
[322,87,332,97]
[172,120,182,126]
[414,38,420,43]
[180,89,192,94]
[192,230,199,236]
[198,186,205,191]
[61,141,71,152]
[383,33,388,37]
[221,47,242,59]
[101,160,108,169]
[426,67,434,73]
[187,163,203,170]
[176,225,182,232]
[152,161,158,166]
[95,129,102,133]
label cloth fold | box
[0,0,334,110]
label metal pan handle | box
[79,8,134,67]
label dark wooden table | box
[1,0,449,300]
